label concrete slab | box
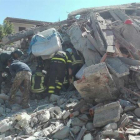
[93,101,121,127]
[134,108,140,118]
[74,62,118,103]
[106,57,129,78]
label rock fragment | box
[70,126,81,134]
[71,117,86,126]
[134,108,140,118]
[93,101,121,127]
[0,93,9,100]
[86,122,94,131]
[62,110,70,119]
[83,133,93,140]
[50,94,60,102]
[52,126,69,139]
[0,119,12,133]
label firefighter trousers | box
[48,61,66,95]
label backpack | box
[31,72,46,93]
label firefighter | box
[47,50,72,95]
[66,48,84,78]
[0,49,23,93]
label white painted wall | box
[11,22,35,33]
[10,22,36,46]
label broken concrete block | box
[80,105,90,114]
[106,57,129,78]
[5,108,11,113]
[73,100,86,111]
[33,131,43,137]
[67,119,72,127]
[49,106,62,119]
[0,106,4,116]
[4,130,11,137]
[86,122,94,131]
[50,94,60,102]
[66,102,78,110]
[83,133,93,140]
[11,104,21,112]
[69,98,78,103]
[62,110,70,119]
[102,130,125,139]
[51,123,64,134]
[0,119,12,133]
[52,126,69,139]
[30,116,38,128]
[37,110,50,123]
[70,126,81,134]
[0,98,4,104]
[126,129,140,135]
[74,63,118,103]
[76,126,87,140]
[67,23,101,66]
[124,105,136,112]
[103,123,118,130]
[119,57,140,66]
[76,64,87,79]
[0,134,5,139]
[70,111,79,118]
[118,114,130,128]
[0,93,9,100]
[57,98,66,105]
[128,135,140,140]
[3,136,12,140]
[93,101,121,127]
[24,126,34,135]
[78,114,89,122]
[71,117,86,127]
[14,112,31,129]
[112,74,124,89]
[134,108,140,118]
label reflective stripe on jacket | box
[51,51,72,65]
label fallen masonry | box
[0,2,140,140]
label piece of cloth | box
[10,71,32,105]
[9,60,31,78]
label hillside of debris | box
[0,2,140,140]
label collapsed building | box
[0,2,140,140]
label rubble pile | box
[0,90,140,139]
[0,2,140,140]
